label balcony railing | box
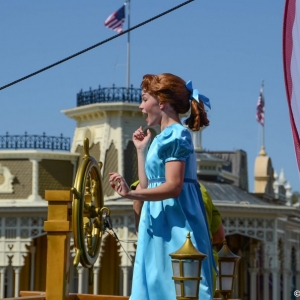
[0,133,70,151]
[77,84,142,107]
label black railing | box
[77,84,142,107]
[0,133,70,151]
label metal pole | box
[126,0,130,89]
[261,80,265,148]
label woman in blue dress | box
[109,73,215,300]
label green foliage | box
[291,191,300,205]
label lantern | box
[169,232,207,299]
[215,240,240,299]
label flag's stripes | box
[104,5,125,34]
[283,0,300,171]
[256,86,265,126]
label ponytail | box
[185,98,209,131]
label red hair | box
[141,73,209,131]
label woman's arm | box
[131,181,144,234]
[212,224,225,245]
[132,127,151,189]
[133,200,144,233]
[109,160,185,201]
[136,149,148,189]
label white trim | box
[62,102,141,117]
[0,199,48,207]
[0,150,79,161]
[28,159,42,201]
[214,201,300,211]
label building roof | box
[195,152,225,163]
[200,181,269,205]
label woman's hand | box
[109,172,131,197]
[132,126,151,151]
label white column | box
[262,269,269,300]
[119,215,130,297]
[281,240,290,300]
[77,264,84,294]
[249,268,258,300]
[83,268,89,294]
[192,130,202,150]
[93,254,102,295]
[296,248,300,292]
[6,266,13,298]
[28,159,42,201]
[121,266,129,296]
[297,271,300,294]
[93,266,100,295]
[0,267,6,299]
[69,240,76,293]
[69,256,75,293]
[271,270,278,300]
[13,267,21,297]
[262,244,270,300]
[283,269,291,300]
[29,246,36,290]
[268,239,279,300]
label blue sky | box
[0,0,298,193]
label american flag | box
[256,84,265,126]
[104,5,125,34]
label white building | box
[0,85,299,300]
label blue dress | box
[130,123,214,300]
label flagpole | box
[261,80,265,149]
[126,0,130,89]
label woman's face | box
[140,91,161,126]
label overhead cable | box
[0,0,194,91]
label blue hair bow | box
[186,80,211,109]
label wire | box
[105,229,134,264]
[114,239,137,243]
[0,0,194,91]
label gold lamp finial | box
[170,232,207,261]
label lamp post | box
[169,232,207,300]
[215,240,240,299]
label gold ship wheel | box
[71,138,110,276]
